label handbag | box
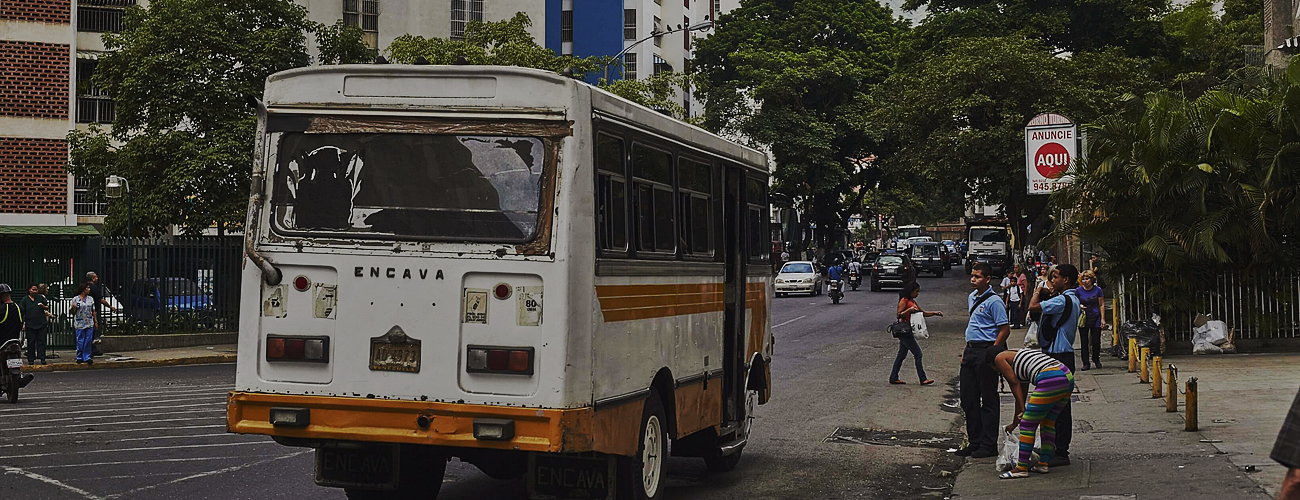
[888,321,913,338]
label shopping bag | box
[995,430,1019,472]
[1023,322,1040,348]
[910,312,929,340]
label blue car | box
[127,277,213,321]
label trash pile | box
[1113,314,1163,359]
[1192,314,1236,355]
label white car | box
[774,261,825,297]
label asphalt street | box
[1,271,980,500]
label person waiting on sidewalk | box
[957,263,1011,458]
[1005,265,1025,329]
[18,284,49,365]
[71,283,98,365]
[1028,265,1052,324]
[1028,264,1081,467]
[890,282,941,386]
[991,348,1076,479]
[1075,270,1107,370]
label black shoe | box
[955,446,976,457]
[1081,364,1091,371]
[86,360,93,365]
[76,359,84,364]
[1094,360,1103,368]
[971,448,997,459]
[1047,456,1071,467]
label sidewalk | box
[951,348,1289,499]
[23,343,238,372]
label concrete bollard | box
[1128,338,1138,372]
[1139,347,1151,383]
[1185,377,1199,431]
[1151,357,1163,398]
[1166,364,1178,412]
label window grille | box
[561,10,573,43]
[624,9,636,40]
[451,0,484,40]
[344,0,380,47]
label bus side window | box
[678,157,713,257]
[746,176,769,264]
[632,143,675,254]
[596,134,628,252]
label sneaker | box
[1047,456,1070,467]
[971,448,997,459]
[999,469,1029,479]
[955,446,977,457]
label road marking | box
[0,440,276,460]
[3,401,223,419]
[772,315,808,329]
[6,411,227,430]
[104,450,310,499]
[21,387,230,405]
[0,395,226,414]
[26,455,251,470]
[111,432,257,444]
[2,466,105,500]
[20,384,230,398]
[22,424,227,439]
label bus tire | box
[619,392,667,500]
[345,445,446,500]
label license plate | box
[314,443,399,490]
[5,359,21,369]
[370,325,421,373]
[527,453,615,500]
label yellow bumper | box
[227,392,595,453]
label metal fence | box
[0,242,91,348]
[1118,272,1300,343]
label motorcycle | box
[828,280,844,304]
[848,270,861,291]
[0,336,33,404]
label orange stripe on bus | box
[596,283,725,322]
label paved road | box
[1,271,979,499]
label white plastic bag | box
[1023,322,1040,348]
[910,312,929,340]
[1192,320,1229,346]
[995,430,1019,472]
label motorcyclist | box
[847,259,862,276]
[0,284,34,390]
[827,263,845,282]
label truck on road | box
[964,223,1013,276]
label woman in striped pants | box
[991,349,1075,479]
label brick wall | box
[0,0,71,24]
[0,41,70,120]
[0,138,69,214]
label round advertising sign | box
[1034,142,1070,179]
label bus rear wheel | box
[344,445,446,500]
[619,391,667,500]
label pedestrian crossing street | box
[0,376,310,499]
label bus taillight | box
[266,335,329,363]
[466,345,534,375]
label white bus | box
[226,64,774,500]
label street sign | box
[1025,113,1077,195]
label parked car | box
[910,242,947,277]
[127,277,213,322]
[941,240,962,266]
[870,254,917,292]
[775,261,825,297]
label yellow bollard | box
[1151,357,1163,398]
[1166,364,1178,412]
[1128,338,1138,372]
[1185,377,1199,431]
[1139,347,1151,383]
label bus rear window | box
[270,133,545,242]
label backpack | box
[1038,295,1075,351]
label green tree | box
[694,0,906,250]
[66,0,370,235]
[316,21,379,64]
[901,0,1174,57]
[1161,0,1262,88]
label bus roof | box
[262,64,768,173]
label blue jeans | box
[75,328,94,362]
[890,335,928,382]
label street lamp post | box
[105,175,131,315]
[604,19,714,82]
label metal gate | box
[0,242,89,348]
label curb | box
[24,354,237,373]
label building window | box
[653,54,672,74]
[344,0,380,48]
[623,53,637,80]
[684,0,690,7]
[75,59,114,124]
[77,4,132,33]
[684,16,690,50]
[561,10,574,43]
[74,176,108,217]
[653,16,662,47]
[451,0,484,40]
[624,9,636,40]
[713,0,721,19]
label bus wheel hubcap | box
[642,415,662,495]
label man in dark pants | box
[957,263,1011,458]
[86,272,117,356]
[18,284,48,365]
[1029,263,1081,467]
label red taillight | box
[267,338,285,359]
[284,339,306,359]
[467,346,534,375]
[493,283,512,300]
[266,335,329,363]
[293,275,311,292]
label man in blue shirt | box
[1029,263,1081,467]
[958,263,1011,458]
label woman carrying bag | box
[889,282,942,385]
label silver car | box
[774,261,825,297]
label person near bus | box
[991,348,1076,479]
[1028,263,1081,467]
[71,283,98,365]
[19,284,49,365]
[0,284,22,346]
[958,263,1011,458]
[890,282,940,385]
